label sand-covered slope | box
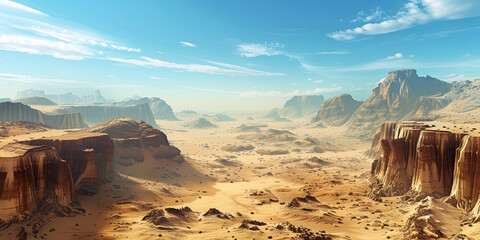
[312,94,362,126]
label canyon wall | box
[0,102,88,129]
[0,144,74,220]
[21,132,114,189]
[60,103,159,128]
[371,121,480,220]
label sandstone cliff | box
[311,94,362,126]
[0,102,88,129]
[0,144,74,220]
[86,118,183,166]
[21,132,114,190]
[278,95,324,119]
[59,103,159,128]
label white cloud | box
[462,53,472,57]
[0,0,47,16]
[110,44,141,52]
[0,34,94,60]
[180,41,197,47]
[238,42,283,57]
[351,8,384,23]
[329,0,480,40]
[108,56,285,76]
[312,79,324,83]
[384,53,404,60]
[0,72,83,85]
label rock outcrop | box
[348,69,451,138]
[0,102,88,129]
[0,98,12,103]
[185,117,217,129]
[450,136,480,215]
[86,118,183,166]
[311,94,362,126]
[58,103,159,128]
[21,132,114,190]
[0,144,74,220]
[115,97,178,121]
[278,95,324,119]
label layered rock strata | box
[0,144,74,220]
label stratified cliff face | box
[0,144,74,220]
[278,95,324,119]
[411,131,465,195]
[116,97,178,121]
[21,132,114,188]
[59,103,159,128]
[450,136,480,213]
[86,118,183,166]
[0,102,88,129]
[311,94,362,126]
[348,69,451,138]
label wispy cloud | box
[180,41,197,47]
[237,42,283,57]
[108,56,285,76]
[0,1,141,59]
[0,0,47,16]
[0,34,94,60]
[329,0,480,40]
[149,76,167,80]
[0,72,83,85]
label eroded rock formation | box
[21,132,114,190]
[86,118,183,166]
[0,144,74,221]
[278,95,324,119]
[115,97,179,121]
[0,102,87,129]
[311,94,362,126]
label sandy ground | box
[1,117,479,239]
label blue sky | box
[0,0,480,111]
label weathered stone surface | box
[0,144,74,220]
[115,97,178,121]
[311,94,362,126]
[86,118,183,166]
[21,132,114,188]
[450,136,480,213]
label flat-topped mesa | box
[371,121,429,157]
[85,118,184,166]
[21,132,114,189]
[411,131,466,196]
[450,136,480,214]
[0,144,74,221]
[387,69,418,79]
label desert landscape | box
[1,1,480,239]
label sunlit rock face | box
[450,136,480,214]
[21,132,114,188]
[0,144,74,221]
[311,94,362,126]
[411,131,466,196]
[86,118,184,166]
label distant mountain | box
[185,117,217,129]
[16,96,57,106]
[263,109,291,122]
[0,102,87,129]
[116,97,178,121]
[14,89,112,105]
[311,94,362,126]
[347,69,452,138]
[0,98,11,103]
[278,95,324,119]
[206,113,235,122]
